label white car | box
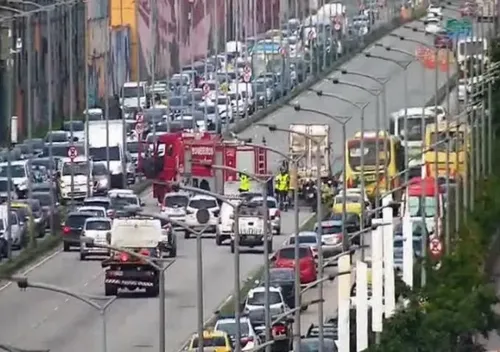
[229,92,249,117]
[59,156,93,200]
[77,205,107,218]
[79,217,112,260]
[184,195,220,239]
[214,96,233,122]
[424,17,441,34]
[161,192,189,229]
[214,317,261,351]
[0,207,22,249]
[249,196,281,234]
[427,3,443,18]
[0,177,18,202]
[285,231,319,258]
[232,204,272,253]
[244,286,288,314]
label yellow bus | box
[345,131,405,201]
[423,121,469,180]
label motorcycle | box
[303,183,317,212]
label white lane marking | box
[176,212,316,352]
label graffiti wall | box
[87,0,110,107]
[110,25,132,95]
[135,0,304,79]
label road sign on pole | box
[429,237,443,257]
[243,71,251,83]
[68,146,78,161]
[136,113,144,123]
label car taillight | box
[161,205,165,211]
[272,325,286,335]
[63,226,71,235]
[275,210,280,218]
[241,336,254,345]
[139,248,150,256]
[119,253,129,262]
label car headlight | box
[99,178,108,187]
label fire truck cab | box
[142,132,269,203]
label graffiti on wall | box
[111,25,131,94]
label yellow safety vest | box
[239,174,250,191]
[275,175,281,190]
[278,174,289,191]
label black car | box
[62,211,96,251]
[31,191,61,232]
[260,268,297,309]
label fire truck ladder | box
[257,148,266,175]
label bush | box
[364,40,500,352]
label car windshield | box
[289,235,317,244]
[121,86,145,98]
[191,337,226,348]
[278,247,310,259]
[31,159,56,171]
[348,139,390,169]
[249,199,278,208]
[46,132,67,142]
[396,116,435,141]
[111,196,138,208]
[216,97,229,105]
[67,215,92,228]
[322,225,343,234]
[92,164,108,176]
[83,200,110,209]
[189,199,217,209]
[247,291,282,305]
[165,195,189,207]
[216,322,249,336]
[408,196,437,217]
[62,161,89,176]
[269,269,294,281]
[31,193,52,206]
[63,121,84,132]
[86,220,111,231]
[0,164,26,178]
[90,146,120,161]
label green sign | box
[445,19,472,35]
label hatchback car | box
[271,245,317,284]
[62,211,96,251]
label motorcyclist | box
[321,181,333,204]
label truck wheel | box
[276,227,281,235]
[230,241,235,254]
[147,285,160,297]
[79,252,86,261]
[184,231,190,239]
[105,284,117,296]
[63,242,70,252]
[267,240,273,253]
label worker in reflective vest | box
[239,173,250,192]
[277,171,290,206]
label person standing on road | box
[239,171,250,193]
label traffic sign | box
[429,237,443,257]
[68,146,78,161]
[243,71,251,83]
[202,83,210,96]
[445,18,472,36]
[135,122,144,135]
[334,23,341,31]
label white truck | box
[288,124,331,185]
[86,120,134,187]
[477,0,496,21]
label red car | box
[272,245,317,284]
[434,31,453,49]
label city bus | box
[423,120,469,180]
[344,131,405,202]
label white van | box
[215,199,241,246]
[59,156,93,201]
[120,81,148,108]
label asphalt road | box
[0,8,475,352]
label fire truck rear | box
[101,218,162,297]
[143,132,270,202]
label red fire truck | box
[142,132,269,203]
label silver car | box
[92,163,110,196]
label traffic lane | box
[238,11,460,169]
[299,233,373,336]
[0,197,313,352]
[0,187,161,348]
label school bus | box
[423,120,469,180]
[345,131,405,202]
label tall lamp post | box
[1,276,116,352]
[257,122,329,352]
[339,70,390,209]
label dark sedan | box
[62,211,95,251]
